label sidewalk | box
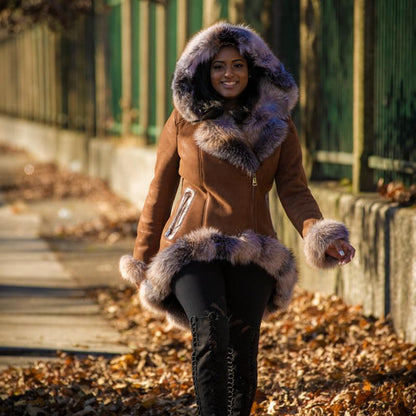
[0,152,133,369]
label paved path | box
[0,154,131,369]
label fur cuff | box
[303,219,349,269]
[119,255,147,287]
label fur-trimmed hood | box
[171,22,299,175]
[172,22,298,122]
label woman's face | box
[210,46,249,99]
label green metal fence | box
[316,0,354,181]
[107,1,123,134]
[166,0,178,118]
[187,0,203,36]
[310,0,415,187]
[147,3,157,141]
[371,0,416,185]
[0,0,414,187]
[131,0,141,134]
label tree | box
[0,0,94,32]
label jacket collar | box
[193,80,292,175]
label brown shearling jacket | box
[119,22,350,330]
[133,109,322,264]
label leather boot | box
[227,323,259,416]
[190,311,229,416]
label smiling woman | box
[210,46,249,99]
[120,22,355,416]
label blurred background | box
[0,5,415,412]
[0,0,415,345]
[0,0,414,191]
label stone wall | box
[272,184,416,343]
[0,115,415,343]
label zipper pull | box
[252,174,257,186]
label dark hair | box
[192,52,262,123]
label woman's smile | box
[222,81,238,87]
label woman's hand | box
[325,239,356,265]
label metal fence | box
[0,0,414,188]
[314,0,354,181]
[0,17,95,133]
[371,0,416,184]
[310,0,415,187]
[104,0,206,141]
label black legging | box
[171,260,275,416]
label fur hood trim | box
[172,22,298,121]
[193,84,291,175]
[120,227,297,330]
[172,22,299,175]
[303,219,350,269]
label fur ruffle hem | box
[119,220,348,330]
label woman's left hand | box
[325,239,356,265]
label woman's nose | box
[224,66,233,77]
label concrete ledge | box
[0,115,415,343]
[109,144,156,208]
[273,184,416,343]
[56,130,88,172]
[0,116,58,161]
[389,208,416,341]
[0,115,87,172]
[0,116,156,208]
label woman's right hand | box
[325,239,356,265]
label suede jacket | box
[120,23,349,330]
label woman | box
[120,22,355,416]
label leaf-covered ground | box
[1,287,415,415]
[0,144,415,415]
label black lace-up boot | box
[227,323,260,416]
[190,311,229,416]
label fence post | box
[177,0,187,54]
[203,0,221,27]
[352,0,375,192]
[94,0,108,137]
[299,0,321,178]
[29,30,36,121]
[48,32,57,125]
[139,0,149,140]
[228,0,244,24]
[155,3,167,133]
[121,0,132,136]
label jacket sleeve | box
[275,118,323,234]
[119,110,180,286]
[275,118,349,269]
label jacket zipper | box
[252,173,257,231]
[165,188,195,240]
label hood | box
[172,22,299,175]
[172,22,299,123]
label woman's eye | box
[212,65,224,70]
